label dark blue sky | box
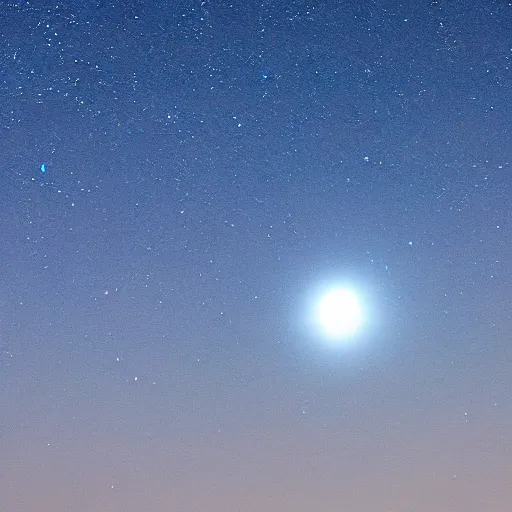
[1,1,511,510]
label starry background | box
[1,0,511,510]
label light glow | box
[316,288,363,339]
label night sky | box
[1,1,512,510]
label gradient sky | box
[1,1,511,511]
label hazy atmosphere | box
[1,1,511,510]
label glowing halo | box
[315,288,363,340]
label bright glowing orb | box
[316,288,363,339]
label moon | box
[316,288,363,340]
